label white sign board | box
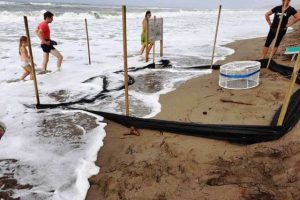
[148,18,163,42]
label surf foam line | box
[27,60,209,109]
[26,61,160,109]
[30,59,300,144]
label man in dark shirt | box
[262,0,300,58]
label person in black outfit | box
[262,0,300,58]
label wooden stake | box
[85,18,91,65]
[160,18,163,57]
[267,4,286,69]
[210,5,222,69]
[122,5,129,116]
[277,53,300,126]
[153,16,156,64]
[145,17,149,62]
[24,16,40,105]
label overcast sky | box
[16,0,294,9]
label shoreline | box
[217,22,300,66]
[86,24,300,199]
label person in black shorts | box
[35,11,63,72]
[41,40,55,53]
[262,0,300,59]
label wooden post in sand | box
[85,18,91,65]
[153,16,156,64]
[277,53,300,126]
[145,18,149,62]
[160,18,163,57]
[122,5,129,116]
[210,5,222,69]
[267,5,285,69]
[24,16,40,105]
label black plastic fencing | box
[35,59,300,143]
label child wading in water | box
[19,36,33,80]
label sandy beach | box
[86,24,300,199]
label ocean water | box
[0,1,270,199]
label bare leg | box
[145,43,153,59]
[25,66,33,80]
[262,47,269,59]
[20,71,30,80]
[20,65,31,80]
[148,43,153,52]
[42,53,49,71]
[140,45,146,55]
[50,49,63,71]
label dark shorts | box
[41,44,55,53]
[264,28,287,48]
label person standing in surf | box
[262,0,300,59]
[36,11,63,72]
[19,36,33,81]
[140,10,153,56]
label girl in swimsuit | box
[19,36,33,80]
[140,10,153,55]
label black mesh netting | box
[34,59,300,143]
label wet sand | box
[86,24,300,199]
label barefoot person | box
[36,11,63,72]
[262,0,300,59]
[140,10,153,55]
[19,36,33,80]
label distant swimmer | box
[140,10,153,56]
[19,36,33,81]
[262,0,300,59]
[35,11,63,72]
